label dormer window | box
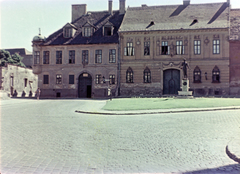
[64,28,72,38]
[104,26,112,36]
[63,23,77,38]
[103,21,114,36]
[84,27,91,37]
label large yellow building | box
[119,0,230,97]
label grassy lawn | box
[102,97,240,111]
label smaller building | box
[5,48,33,68]
[0,64,38,97]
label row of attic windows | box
[63,23,114,38]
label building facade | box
[32,0,125,98]
[229,9,240,95]
[0,64,38,97]
[119,0,230,97]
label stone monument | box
[178,59,193,96]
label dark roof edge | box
[119,28,229,33]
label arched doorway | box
[163,69,180,95]
[78,73,92,98]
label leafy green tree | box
[0,50,25,67]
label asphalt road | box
[1,99,240,174]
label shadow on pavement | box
[183,164,240,174]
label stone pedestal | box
[178,79,193,96]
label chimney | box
[183,0,190,6]
[109,0,113,15]
[119,0,126,15]
[72,4,87,22]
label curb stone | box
[75,106,240,115]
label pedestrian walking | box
[36,88,41,100]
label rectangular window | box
[84,27,91,37]
[43,75,49,84]
[213,39,220,54]
[69,75,74,84]
[82,50,88,65]
[56,74,62,84]
[34,51,40,64]
[176,41,184,55]
[43,51,49,64]
[95,50,102,63]
[24,78,28,87]
[162,41,169,55]
[109,49,116,63]
[124,42,134,56]
[194,40,201,55]
[104,27,112,36]
[56,51,62,64]
[69,50,75,64]
[64,28,72,38]
[144,41,150,55]
[109,75,115,85]
[95,74,101,84]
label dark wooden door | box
[163,69,180,95]
[78,73,92,98]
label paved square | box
[1,99,240,174]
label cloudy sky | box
[1,0,240,51]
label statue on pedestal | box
[180,59,189,79]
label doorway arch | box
[163,69,180,95]
[78,73,92,98]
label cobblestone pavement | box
[1,99,240,174]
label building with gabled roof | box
[118,0,230,97]
[32,0,125,98]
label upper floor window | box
[56,51,62,64]
[82,50,88,65]
[124,42,134,56]
[69,50,75,64]
[83,27,91,37]
[43,75,49,84]
[193,66,201,83]
[176,40,184,55]
[64,28,72,38]
[143,67,151,83]
[43,51,49,64]
[109,49,116,63]
[95,50,102,63]
[144,41,150,56]
[95,74,101,84]
[212,66,220,83]
[56,74,62,84]
[34,51,40,64]
[194,40,201,55]
[126,67,133,83]
[162,41,169,55]
[109,75,115,85]
[213,39,220,54]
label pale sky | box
[1,0,240,52]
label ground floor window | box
[143,67,151,83]
[96,74,101,84]
[43,75,49,84]
[212,66,220,83]
[109,75,115,85]
[193,66,201,83]
[56,74,62,84]
[69,75,74,84]
[126,67,133,83]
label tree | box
[0,50,25,67]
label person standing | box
[36,88,41,100]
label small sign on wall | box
[83,73,88,77]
